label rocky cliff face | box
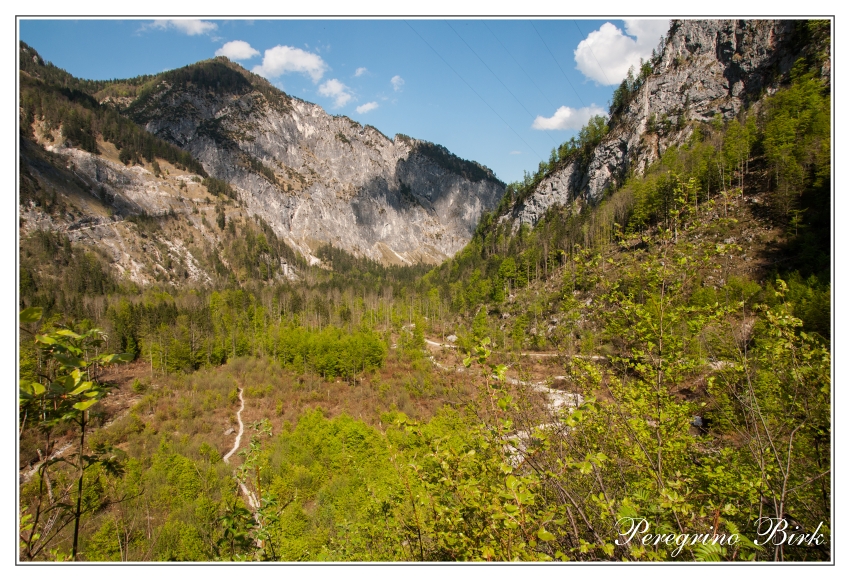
[21,132,231,287]
[506,19,817,228]
[126,60,504,265]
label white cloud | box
[356,102,379,114]
[391,75,405,92]
[215,40,260,61]
[532,105,607,131]
[509,151,522,155]
[150,19,218,36]
[319,79,353,108]
[355,67,368,77]
[574,19,670,85]
[252,45,328,83]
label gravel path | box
[222,386,258,510]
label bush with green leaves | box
[19,307,132,561]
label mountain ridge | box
[499,19,828,229]
[19,44,505,272]
[121,56,505,265]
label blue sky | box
[19,18,669,184]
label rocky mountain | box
[19,46,505,277]
[124,59,504,265]
[20,134,240,287]
[503,19,828,228]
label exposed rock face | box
[506,19,813,228]
[128,61,504,264]
[20,135,220,287]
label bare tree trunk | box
[71,412,87,560]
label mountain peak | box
[19,43,505,268]
[498,19,828,230]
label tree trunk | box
[71,411,87,560]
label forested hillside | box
[18,20,831,562]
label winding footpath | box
[222,386,259,510]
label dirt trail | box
[425,339,456,349]
[423,336,605,360]
[222,387,245,463]
[424,343,584,466]
[426,354,583,416]
[63,218,125,233]
[222,386,258,510]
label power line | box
[446,21,559,147]
[529,21,587,109]
[404,20,543,162]
[483,21,559,113]
[573,21,613,87]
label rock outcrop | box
[506,19,819,228]
[127,60,505,265]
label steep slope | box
[124,59,505,265]
[19,45,504,276]
[504,19,827,228]
[19,129,304,288]
[19,46,307,288]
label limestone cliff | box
[126,59,505,265]
[505,19,825,228]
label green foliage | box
[398,418,556,560]
[706,282,831,561]
[398,316,426,360]
[19,308,131,561]
[409,139,502,185]
[20,231,121,316]
[511,235,831,560]
[313,243,431,290]
[61,108,99,153]
[20,79,206,176]
[20,41,208,176]
[260,410,407,560]
[152,59,253,95]
[471,308,489,342]
[20,310,131,422]
[270,324,387,381]
[761,63,830,214]
[497,115,609,217]
[85,519,122,561]
[437,71,831,335]
[243,154,279,186]
[759,63,830,275]
[609,63,654,122]
[203,176,237,199]
[17,30,831,562]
